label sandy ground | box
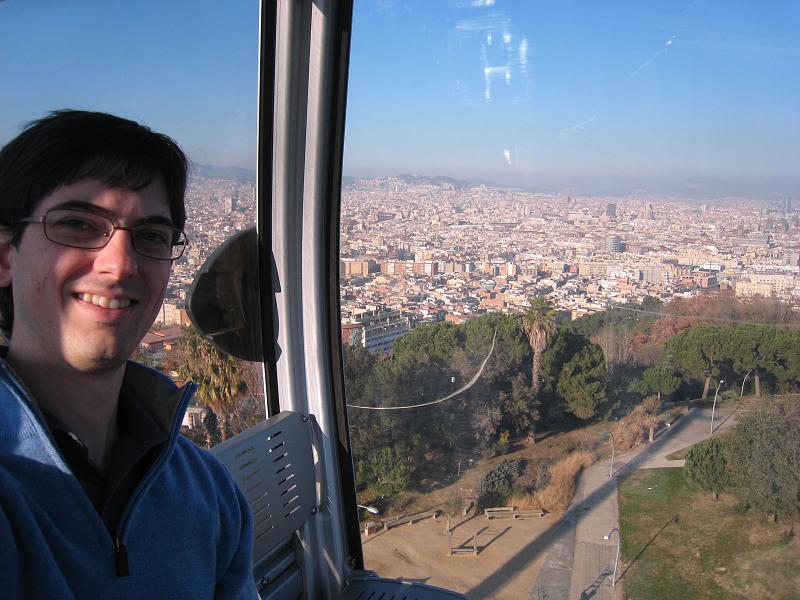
[362,511,556,599]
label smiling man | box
[0,110,257,598]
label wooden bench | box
[484,507,544,520]
[383,509,439,531]
[213,411,467,599]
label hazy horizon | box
[2,1,798,203]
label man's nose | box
[93,228,139,279]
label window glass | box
[0,1,265,448]
[342,1,800,596]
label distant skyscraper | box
[605,203,616,218]
[784,193,792,215]
[606,235,623,253]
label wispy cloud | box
[630,35,677,78]
[559,114,597,141]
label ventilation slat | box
[210,412,316,567]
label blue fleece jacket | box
[0,359,258,599]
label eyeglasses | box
[18,208,188,260]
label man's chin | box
[63,346,132,374]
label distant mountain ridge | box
[342,173,499,189]
[190,166,797,202]
[190,166,527,192]
[191,163,256,183]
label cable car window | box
[0,1,266,449]
[340,1,800,596]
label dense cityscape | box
[339,176,798,353]
[153,173,799,356]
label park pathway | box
[531,406,738,600]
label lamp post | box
[710,379,725,435]
[740,369,753,398]
[605,432,616,478]
[604,528,621,587]
[358,505,379,515]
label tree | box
[342,344,377,406]
[177,327,245,445]
[354,444,412,495]
[684,436,736,499]
[392,321,462,362]
[758,328,800,395]
[628,365,682,400]
[472,401,502,448]
[499,373,540,440]
[728,402,800,521]
[200,408,220,449]
[538,329,591,424]
[666,326,725,399]
[522,297,557,394]
[558,344,608,420]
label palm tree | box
[521,297,557,395]
[178,327,244,446]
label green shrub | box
[684,435,736,498]
[354,443,412,494]
[477,459,525,509]
[728,402,800,520]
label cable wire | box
[346,329,497,410]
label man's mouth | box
[75,293,135,309]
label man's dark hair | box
[0,109,189,335]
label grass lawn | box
[664,446,690,461]
[618,469,800,600]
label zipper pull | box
[114,537,129,577]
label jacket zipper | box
[114,536,129,576]
[111,383,196,577]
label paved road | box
[531,406,739,600]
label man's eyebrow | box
[48,200,176,227]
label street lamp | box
[740,369,753,398]
[605,431,616,478]
[710,379,725,435]
[604,528,621,587]
[357,504,379,515]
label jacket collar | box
[0,351,193,451]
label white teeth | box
[78,293,131,309]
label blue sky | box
[0,1,259,168]
[1,1,798,198]
[345,0,800,197]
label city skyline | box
[1,1,798,199]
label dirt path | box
[362,512,554,599]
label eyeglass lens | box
[44,209,186,260]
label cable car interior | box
[187,1,461,597]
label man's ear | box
[0,230,16,288]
